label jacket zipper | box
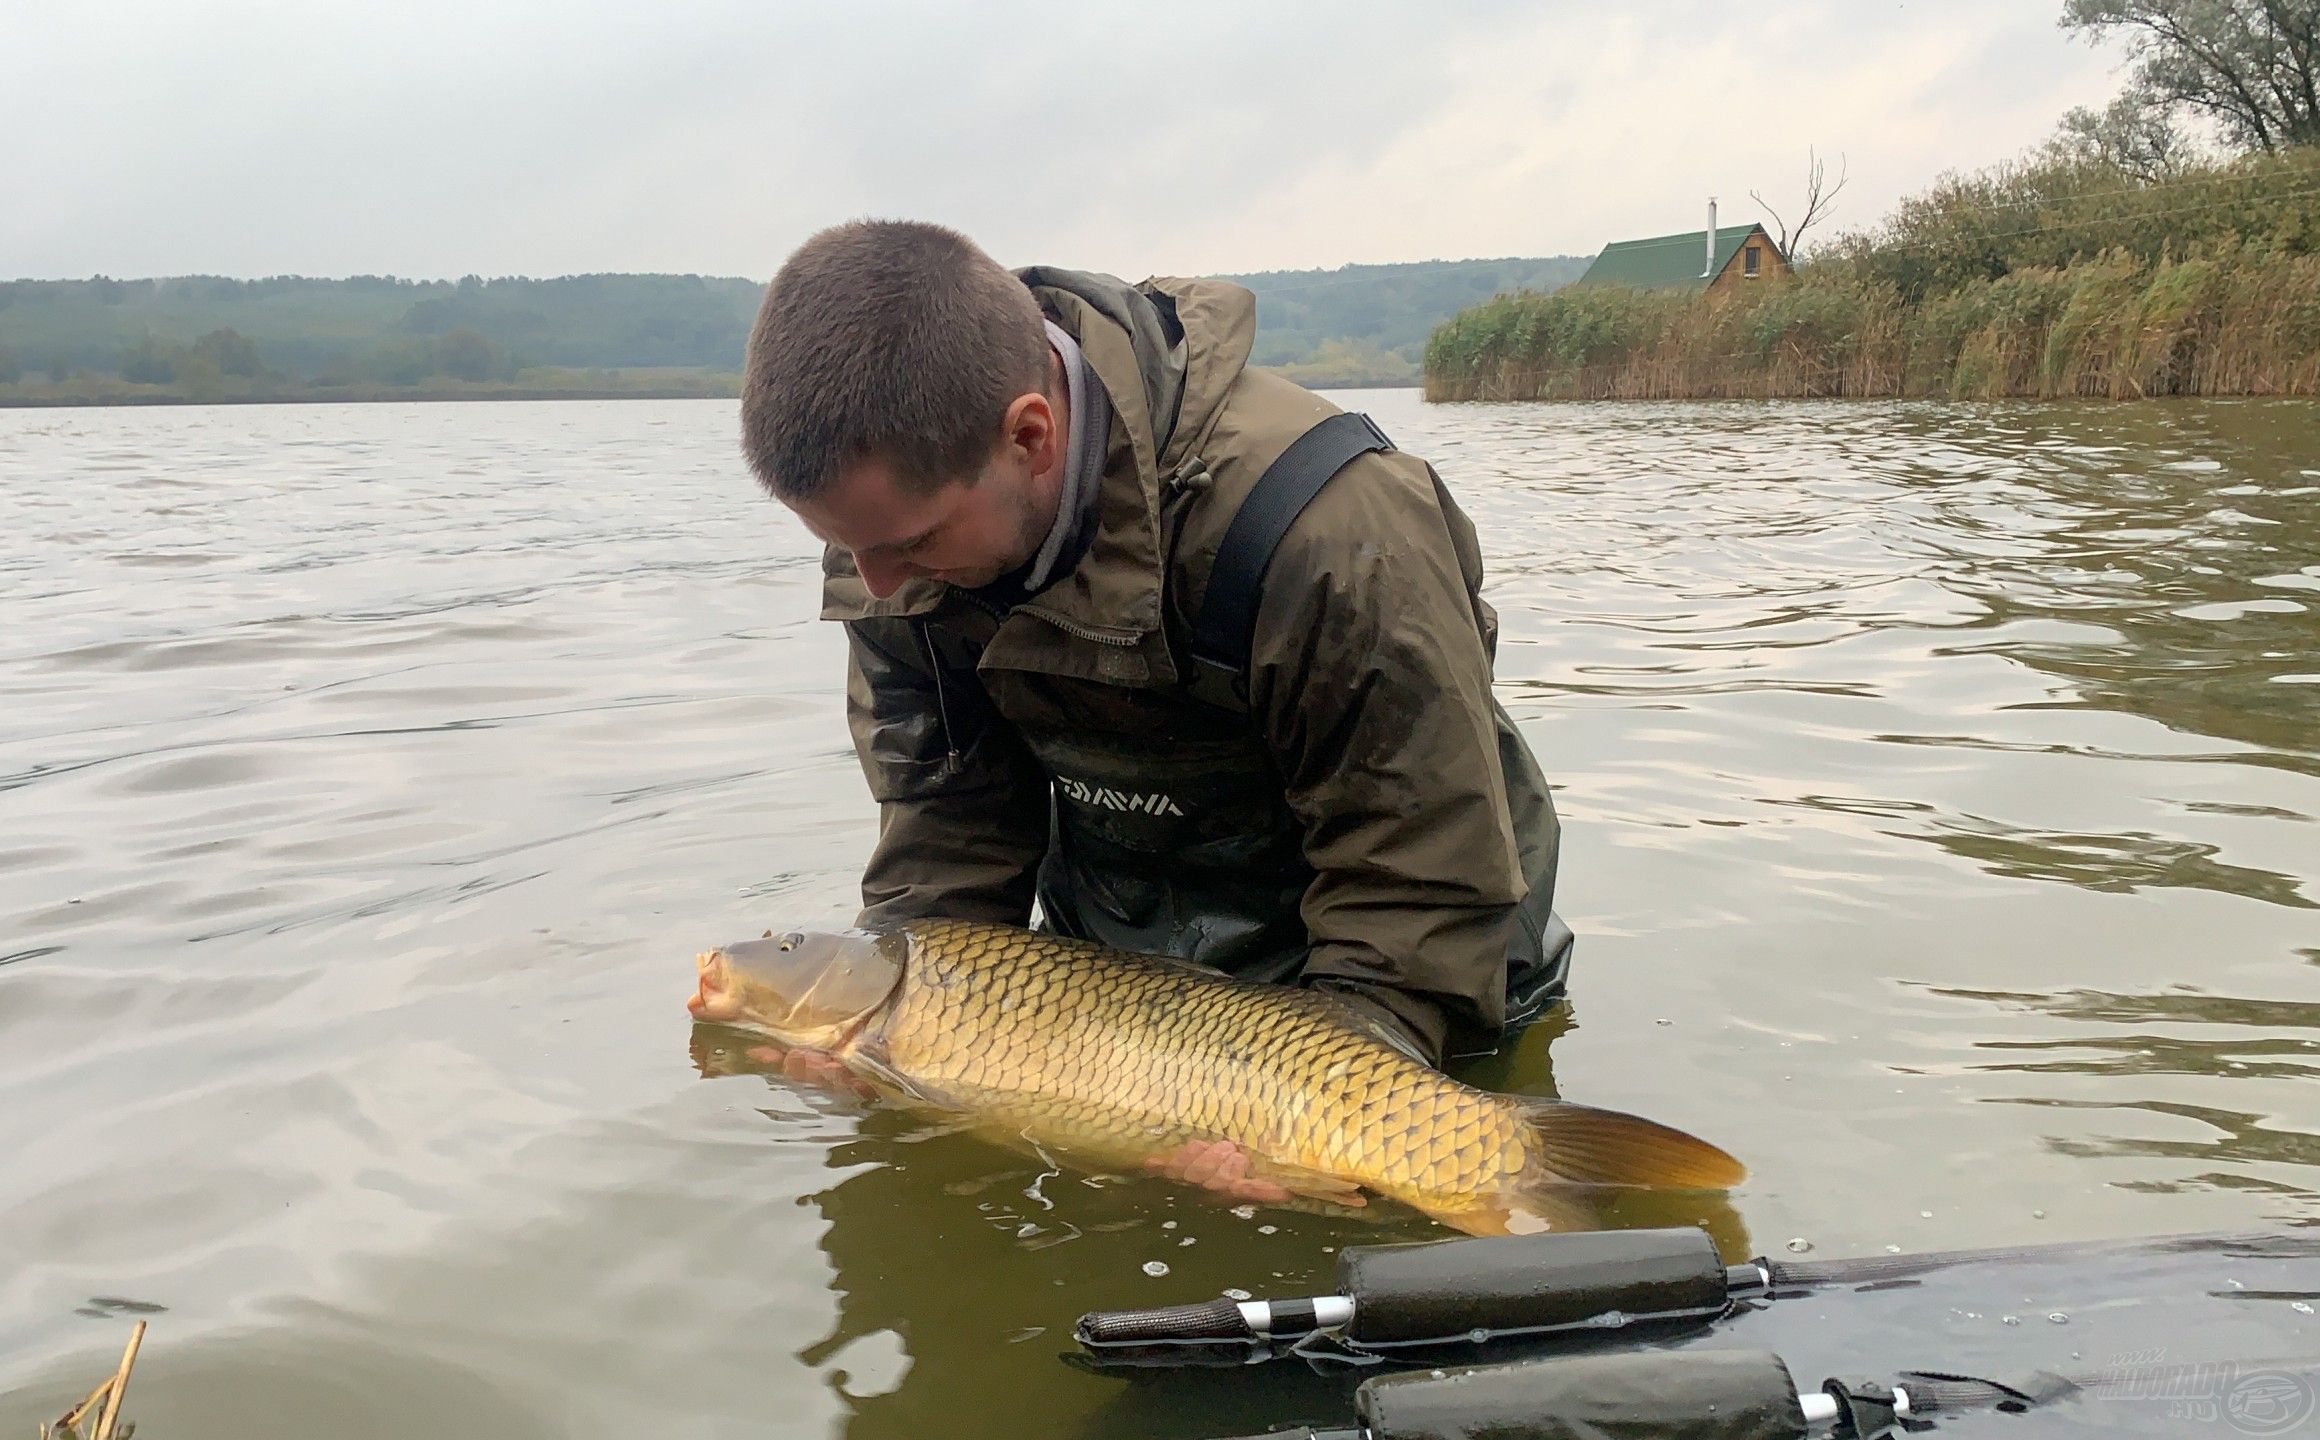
[912,617,963,775]
[1019,609,1143,647]
[1014,458,1207,650]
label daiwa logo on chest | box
[1055,775,1186,817]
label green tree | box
[362,339,433,385]
[48,355,72,385]
[2063,0,2320,152]
[186,327,263,377]
[2050,92,2203,178]
[0,346,20,385]
[433,327,500,382]
[119,335,176,384]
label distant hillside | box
[0,256,1589,402]
[0,273,763,388]
[1222,256,1590,383]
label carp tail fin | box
[1514,1098,1748,1192]
[1424,1101,1747,1238]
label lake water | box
[2,393,2317,1438]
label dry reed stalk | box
[93,1321,146,1440]
[39,1322,146,1440]
[46,1378,113,1438]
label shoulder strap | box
[1187,410,1394,701]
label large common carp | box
[686,918,1745,1235]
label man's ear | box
[1001,387,1060,473]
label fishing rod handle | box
[1077,1294,1354,1345]
[1077,1297,1254,1345]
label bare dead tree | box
[1752,149,1851,258]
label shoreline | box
[0,386,741,408]
[0,373,1428,409]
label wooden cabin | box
[1574,208,1792,296]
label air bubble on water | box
[1785,1237,1813,1253]
[1257,1225,1278,1235]
[1142,1261,1170,1278]
[1180,1237,1197,1247]
[2031,1209,2046,1220]
[1655,1018,1672,1027]
[1919,1211,1933,1219]
[1322,1247,1335,1253]
[1886,1245,1902,1254]
[2002,1315,2021,1326]
[2294,1302,2315,1315]
[1223,1288,1252,1301]
[1162,1220,1177,1230]
[2048,1313,2069,1324]
[1231,1205,1257,1220]
[1469,1328,1491,1343]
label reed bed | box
[1426,148,2320,402]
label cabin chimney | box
[1704,197,1718,279]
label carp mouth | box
[687,949,748,1026]
[685,928,908,1050]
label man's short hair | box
[741,220,1049,502]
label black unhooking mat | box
[1064,1228,2320,1439]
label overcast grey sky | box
[2,1,2131,282]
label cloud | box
[0,0,2128,281]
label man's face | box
[786,387,1064,600]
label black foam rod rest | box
[1339,1225,1729,1346]
[1356,1349,1809,1440]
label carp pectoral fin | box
[840,1049,936,1107]
[1516,1099,1748,1191]
[1247,1156,1370,1208]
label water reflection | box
[688,1021,1749,1440]
[1901,404,2320,770]
[1919,815,2312,907]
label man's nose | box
[855,553,910,598]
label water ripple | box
[2,395,2316,1440]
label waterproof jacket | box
[821,268,1571,1064]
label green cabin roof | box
[1574,222,1778,292]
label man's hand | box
[1141,1139,1298,1205]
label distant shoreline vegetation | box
[0,257,1581,408]
[0,369,745,408]
[1425,145,2320,403]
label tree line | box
[0,258,1591,401]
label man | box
[738,219,1573,1108]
